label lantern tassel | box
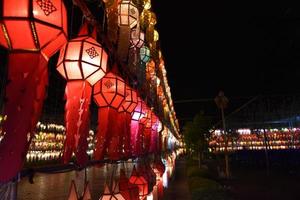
[63,80,91,166]
[0,53,48,182]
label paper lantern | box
[130,29,145,49]
[0,0,67,182]
[140,46,151,63]
[129,166,148,200]
[93,72,125,109]
[0,0,68,59]
[118,0,139,28]
[117,0,139,61]
[118,86,138,158]
[56,25,107,86]
[58,24,108,165]
[93,71,126,161]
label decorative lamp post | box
[0,0,67,182]
[214,91,229,178]
[93,71,126,161]
[56,23,108,165]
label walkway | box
[163,157,191,200]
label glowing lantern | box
[0,0,67,57]
[0,0,67,182]
[118,86,138,158]
[93,71,126,160]
[129,166,148,200]
[140,46,151,63]
[56,24,107,86]
[57,24,108,166]
[117,0,139,61]
[118,0,139,28]
[130,29,145,49]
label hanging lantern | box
[140,46,151,63]
[118,86,138,158]
[130,29,145,49]
[56,25,107,86]
[57,24,108,165]
[93,71,126,161]
[118,0,139,28]
[0,0,67,58]
[0,0,67,182]
[117,0,139,61]
[129,166,148,200]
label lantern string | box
[70,3,75,39]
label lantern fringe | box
[63,81,92,166]
[0,53,48,182]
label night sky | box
[152,2,300,124]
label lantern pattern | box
[0,0,67,182]
[118,0,139,28]
[119,169,139,200]
[0,0,68,58]
[57,24,108,166]
[129,166,148,200]
[93,71,126,161]
[118,86,138,158]
[130,29,145,49]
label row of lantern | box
[209,129,300,152]
[0,0,179,183]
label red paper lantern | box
[57,24,108,165]
[0,0,67,58]
[118,86,138,158]
[93,71,126,160]
[129,166,148,200]
[57,25,107,86]
[0,0,67,182]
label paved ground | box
[163,157,191,200]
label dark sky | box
[151,2,300,124]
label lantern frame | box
[130,29,145,49]
[118,0,139,28]
[119,86,138,113]
[0,0,68,58]
[93,72,126,110]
